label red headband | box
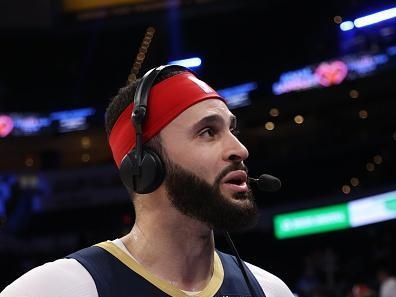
[109,72,225,168]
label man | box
[1,65,294,296]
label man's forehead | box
[177,99,234,124]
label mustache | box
[214,163,248,185]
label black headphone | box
[119,64,190,194]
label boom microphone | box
[249,174,282,192]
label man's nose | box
[224,133,249,163]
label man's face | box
[159,99,259,231]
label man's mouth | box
[221,170,248,193]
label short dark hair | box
[104,68,188,138]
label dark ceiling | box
[1,0,394,112]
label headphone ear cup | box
[119,147,165,194]
[136,147,165,194]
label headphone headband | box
[133,64,191,125]
[132,65,190,174]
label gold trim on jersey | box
[95,241,224,297]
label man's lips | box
[222,170,248,183]
[221,170,248,192]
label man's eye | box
[200,128,216,137]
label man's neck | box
[121,208,215,292]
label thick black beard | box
[163,157,259,232]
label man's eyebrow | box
[191,114,237,131]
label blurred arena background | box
[1,0,396,296]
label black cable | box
[225,231,257,297]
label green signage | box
[274,204,350,239]
[385,198,396,211]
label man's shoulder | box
[244,261,295,297]
[0,258,97,297]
